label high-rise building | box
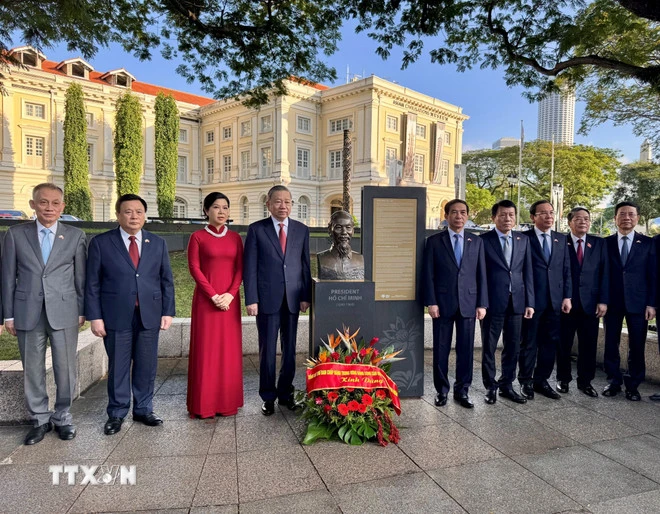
[492,137,520,150]
[1,46,468,228]
[640,139,653,163]
[537,90,575,145]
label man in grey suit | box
[2,183,87,445]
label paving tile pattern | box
[0,350,658,513]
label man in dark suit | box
[519,200,572,400]
[423,199,488,409]
[480,200,535,405]
[652,234,660,402]
[243,185,312,416]
[603,201,656,401]
[86,194,175,435]
[2,183,86,445]
[556,207,609,397]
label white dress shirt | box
[119,227,142,256]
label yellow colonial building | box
[1,46,468,227]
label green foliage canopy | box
[154,93,179,219]
[114,93,143,197]
[465,183,496,224]
[62,83,93,220]
[611,162,660,231]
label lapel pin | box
[587,243,592,248]
[567,242,572,246]
[553,238,559,243]
[144,239,150,243]
[58,235,64,239]
[516,237,521,240]
[635,240,641,243]
[467,238,472,242]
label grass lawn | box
[1,251,319,360]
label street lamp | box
[552,184,564,231]
[507,173,518,201]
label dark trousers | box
[256,298,299,402]
[481,296,522,391]
[104,308,160,418]
[432,313,475,396]
[557,306,599,386]
[519,307,560,385]
[604,310,648,390]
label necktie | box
[542,233,551,262]
[279,223,287,254]
[576,238,584,266]
[501,235,512,267]
[620,236,629,266]
[453,233,462,266]
[41,228,52,263]
[128,235,140,268]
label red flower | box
[359,348,367,358]
[376,389,387,400]
[315,397,324,405]
[337,404,349,416]
[358,404,367,414]
[347,400,360,411]
[323,405,332,413]
[351,352,358,360]
[369,337,379,347]
[344,355,353,364]
[346,387,355,392]
[327,391,339,402]
[361,394,373,405]
[331,352,340,360]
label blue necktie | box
[501,235,512,267]
[542,233,551,262]
[41,228,52,263]
[454,233,462,266]
[621,236,629,265]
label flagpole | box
[550,133,555,229]
[517,120,523,227]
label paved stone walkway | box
[1,350,659,513]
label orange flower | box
[319,352,328,363]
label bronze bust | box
[317,210,365,280]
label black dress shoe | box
[534,382,561,400]
[54,424,77,441]
[625,389,641,401]
[556,382,569,394]
[133,412,164,426]
[104,417,124,435]
[453,393,474,409]
[24,422,52,445]
[434,393,447,407]
[485,390,497,405]
[521,384,535,399]
[650,393,660,401]
[577,383,599,398]
[499,388,527,404]
[602,384,621,397]
[279,396,302,411]
[261,400,275,416]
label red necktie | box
[279,223,287,254]
[129,235,140,268]
[576,238,584,266]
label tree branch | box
[616,0,660,22]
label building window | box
[416,124,426,139]
[260,147,272,177]
[87,144,94,173]
[86,112,94,128]
[206,157,215,183]
[173,197,187,218]
[25,102,45,119]
[22,52,37,67]
[222,126,232,140]
[222,154,231,181]
[177,156,187,182]
[26,136,45,167]
[297,196,310,221]
[240,150,250,179]
[116,74,128,87]
[240,197,249,223]
[260,115,272,133]
[261,196,269,218]
[241,120,251,137]
[297,147,310,178]
[329,117,352,135]
[71,63,85,78]
[329,150,342,179]
[297,115,311,134]
[205,130,214,144]
[386,115,398,132]
[445,132,451,145]
[179,128,188,143]
[413,154,424,182]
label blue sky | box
[39,26,641,164]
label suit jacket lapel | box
[626,232,642,267]
[137,229,148,271]
[266,218,285,259]
[111,227,137,270]
[45,223,66,269]
[490,231,510,269]
[442,230,459,268]
[24,222,45,268]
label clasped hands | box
[211,293,234,311]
